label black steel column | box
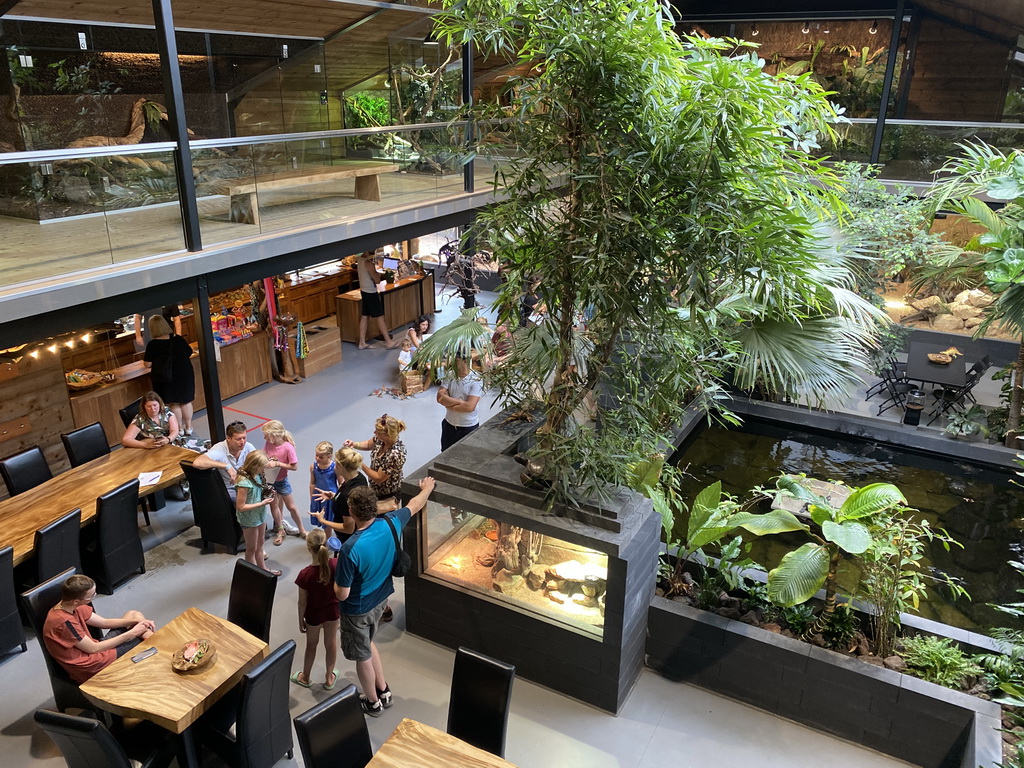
[870,0,906,165]
[152,0,202,251]
[194,276,225,441]
[462,38,475,194]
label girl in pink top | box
[262,420,308,545]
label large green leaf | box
[808,504,833,527]
[687,481,722,541]
[821,520,871,554]
[767,543,830,607]
[776,475,826,507]
[626,454,664,492]
[987,176,1024,202]
[729,509,807,536]
[838,482,905,520]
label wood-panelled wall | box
[0,352,73,501]
[902,17,1011,121]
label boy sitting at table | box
[43,574,156,683]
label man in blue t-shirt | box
[335,475,436,717]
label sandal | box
[290,672,312,688]
[266,568,282,577]
[273,527,285,546]
[324,669,339,690]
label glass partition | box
[876,120,1024,181]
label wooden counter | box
[277,265,357,324]
[69,332,271,446]
[335,273,435,345]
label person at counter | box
[121,391,179,449]
[356,251,397,351]
[144,314,196,436]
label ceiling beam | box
[0,0,22,18]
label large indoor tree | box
[430,0,882,505]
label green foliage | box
[942,403,990,439]
[859,511,967,658]
[694,536,760,611]
[900,635,982,689]
[435,0,884,504]
[820,603,860,651]
[995,743,1024,768]
[782,603,818,636]
[867,321,912,376]
[975,629,1024,692]
[344,91,391,129]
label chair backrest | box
[19,567,87,709]
[34,509,83,585]
[34,709,132,768]
[235,640,296,768]
[969,355,992,377]
[94,480,143,593]
[60,423,111,468]
[180,461,243,551]
[447,647,516,757]
[118,398,142,428]
[293,684,373,768]
[227,559,277,643]
[0,545,26,656]
[0,446,53,497]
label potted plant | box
[943,403,990,440]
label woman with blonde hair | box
[234,450,279,576]
[143,313,196,435]
[311,447,368,540]
[343,414,407,507]
[262,419,308,545]
[291,528,340,689]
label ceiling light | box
[801,22,810,34]
[751,23,759,37]
[423,33,439,46]
[869,20,878,34]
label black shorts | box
[361,291,384,318]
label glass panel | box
[813,120,874,164]
[0,149,186,288]
[422,500,608,640]
[876,122,1024,181]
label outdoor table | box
[0,444,195,566]
[903,341,969,390]
[80,606,267,768]
[367,718,520,768]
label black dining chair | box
[61,422,111,468]
[0,545,27,657]
[179,461,243,553]
[964,355,992,404]
[928,367,986,426]
[118,398,142,428]
[876,367,916,417]
[19,567,96,715]
[34,708,176,768]
[34,509,83,586]
[293,684,373,768]
[196,640,296,768]
[0,445,53,497]
[447,646,516,758]
[86,480,144,595]
[227,559,277,643]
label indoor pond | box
[673,420,1024,632]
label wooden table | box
[368,718,520,768]
[81,607,267,767]
[0,444,194,566]
[904,341,969,389]
[336,273,436,345]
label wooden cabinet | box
[335,273,435,344]
[277,267,356,324]
[218,333,272,398]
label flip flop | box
[273,528,285,546]
[324,669,339,690]
[290,672,312,688]
[267,568,282,577]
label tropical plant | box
[820,602,860,651]
[899,634,982,689]
[943,403,990,440]
[693,536,760,611]
[434,0,883,506]
[928,141,1024,447]
[859,511,967,658]
[764,476,906,632]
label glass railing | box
[817,118,1024,182]
[0,121,489,289]
[0,142,185,287]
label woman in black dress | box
[144,314,196,435]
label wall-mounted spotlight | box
[869,20,879,34]
[823,24,830,34]
[750,23,759,36]
[423,33,439,46]
[801,22,810,34]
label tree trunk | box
[493,522,544,576]
[805,545,841,639]
[1004,339,1024,448]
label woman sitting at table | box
[121,390,179,449]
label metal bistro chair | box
[964,355,992,404]
[293,684,373,768]
[61,422,110,468]
[0,445,53,497]
[447,647,516,758]
[928,367,986,426]
[865,354,909,401]
[86,480,144,595]
[876,366,916,417]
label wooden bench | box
[208,160,400,227]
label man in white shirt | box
[356,250,396,350]
[437,357,483,451]
[191,420,256,502]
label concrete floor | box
[1,289,916,767]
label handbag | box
[383,513,412,578]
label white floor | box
[0,287,913,767]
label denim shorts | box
[272,477,292,495]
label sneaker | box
[381,605,394,622]
[282,521,300,535]
[377,686,393,709]
[360,695,384,717]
